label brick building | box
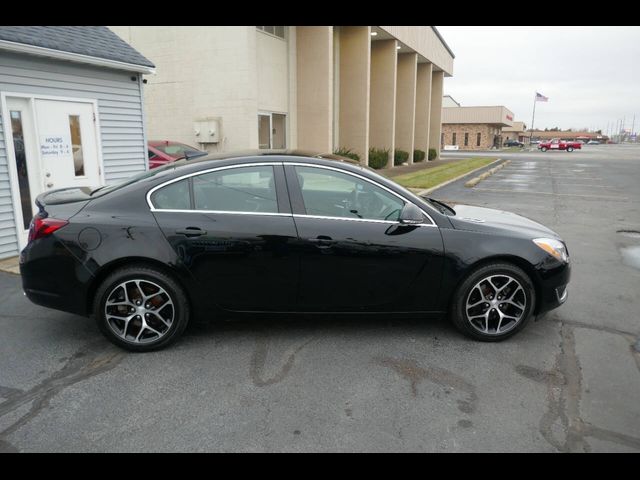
[441,105,514,150]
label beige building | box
[109,26,454,167]
[442,105,514,150]
[502,121,530,144]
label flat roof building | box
[442,104,514,150]
[110,26,455,166]
[502,121,530,145]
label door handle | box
[175,227,207,237]
[309,235,335,247]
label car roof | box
[176,149,360,166]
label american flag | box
[535,92,549,102]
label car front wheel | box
[540,146,548,152]
[94,265,190,352]
[449,262,535,342]
[567,147,574,152]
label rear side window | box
[150,179,190,210]
[193,166,278,213]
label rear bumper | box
[20,235,94,316]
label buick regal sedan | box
[20,151,571,351]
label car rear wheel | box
[567,147,574,152]
[94,265,190,352]
[449,262,535,342]
[540,146,548,152]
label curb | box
[464,159,511,188]
[0,256,20,275]
[412,158,504,196]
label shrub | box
[413,149,426,162]
[333,147,360,162]
[428,148,438,161]
[394,149,409,166]
[368,148,389,169]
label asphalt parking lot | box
[1,144,639,452]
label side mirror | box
[399,203,424,225]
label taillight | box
[28,214,68,243]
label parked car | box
[586,140,600,145]
[148,140,206,169]
[503,140,524,148]
[20,151,571,351]
[538,138,582,152]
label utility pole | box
[632,114,636,142]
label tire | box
[449,262,536,342]
[540,147,548,152]
[94,265,190,352]
[567,147,574,152]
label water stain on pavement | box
[620,246,640,270]
[250,334,315,387]
[374,356,478,414]
[515,365,565,386]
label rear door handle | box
[309,235,335,247]
[175,227,207,237]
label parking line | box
[472,187,628,201]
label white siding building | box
[0,26,155,259]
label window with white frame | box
[256,26,285,39]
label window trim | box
[286,163,436,227]
[147,161,437,227]
[147,162,283,215]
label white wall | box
[109,26,260,153]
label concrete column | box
[394,52,418,166]
[414,62,433,159]
[338,26,371,165]
[296,26,333,153]
[369,39,397,167]
[428,70,444,160]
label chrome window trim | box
[150,209,292,217]
[288,162,437,227]
[146,160,438,227]
[146,162,282,212]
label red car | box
[538,138,582,152]
[148,140,207,169]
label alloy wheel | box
[465,274,527,335]
[104,279,175,344]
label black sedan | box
[20,151,571,351]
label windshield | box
[91,160,188,197]
[152,142,202,158]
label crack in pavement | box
[0,341,125,452]
[538,323,640,452]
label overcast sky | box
[436,26,640,134]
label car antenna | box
[184,150,209,161]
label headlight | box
[533,238,569,263]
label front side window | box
[193,166,277,213]
[294,166,405,222]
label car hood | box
[447,204,561,239]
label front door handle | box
[175,227,207,237]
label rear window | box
[91,161,187,197]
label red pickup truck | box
[538,138,582,152]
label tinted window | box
[151,179,190,210]
[295,166,404,221]
[193,166,278,213]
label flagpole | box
[530,92,537,145]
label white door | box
[34,99,101,191]
[5,97,102,248]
